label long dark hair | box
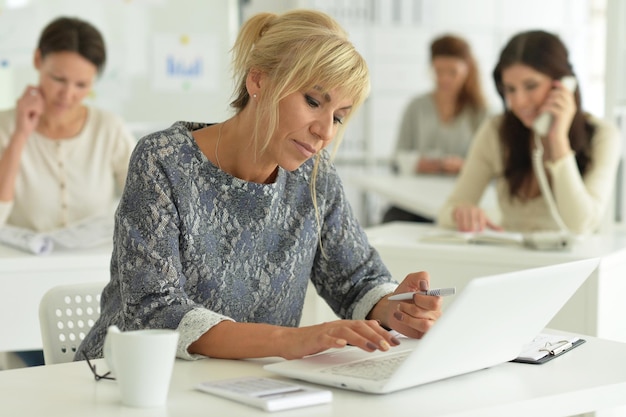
[431,34,485,116]
[492,30,593,198]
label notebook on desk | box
[265,258,599,394]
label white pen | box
[388,287,456,301]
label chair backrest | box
[39,281,107,365]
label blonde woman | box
[77,10,442,361]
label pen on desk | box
[388,287,456,301]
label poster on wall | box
[152,33,219,93]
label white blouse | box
[0,107,136,232]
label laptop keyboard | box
[321,351,410,381]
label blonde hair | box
[230,9,370,242]
[231,9,370,144]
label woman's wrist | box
[367,294,392,329]
[547,133,573,161]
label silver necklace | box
[214,122,224,170]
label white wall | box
[605,0,626,222]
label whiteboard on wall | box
[0,0,240,134]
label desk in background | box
[0,332,625,417]
[0,243,113,352]
[348,173,499,224]
[365,222,626,344]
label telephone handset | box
[532,76,578,136]
[523,76,578,250]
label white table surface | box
[365,222,626,344]
[1,331,625,417]
[348,173,499,221]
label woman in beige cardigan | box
[437,30,620,235]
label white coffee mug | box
[104,325,179,407]
[395,151,420,176]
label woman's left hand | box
[369,271,442,339]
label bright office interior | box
[10,0,619,226]
[0,0,624,227]
[1,0,626,367]
[2,2,626,415]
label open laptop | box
[264,258,599,394]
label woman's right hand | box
[453,203,502,232]
[15,86,44,137]
[277,319,401,360]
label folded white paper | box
[0,225,54,255]
[0,216,114,255]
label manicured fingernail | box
[393,311,403,321]
[391,337,401,346]
[379,340,390,350]
[366,342,377,350]
[419,280,428,291]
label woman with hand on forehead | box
[0,16,135,233]
[0,16,135,368]
[77,9,442,362]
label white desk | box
[348,173,499,221]
[0,243,113,351]
[0,332,625,417]
[365,222,626,344]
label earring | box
[252,93,257,99]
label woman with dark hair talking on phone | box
[437,30,620,235]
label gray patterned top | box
[76,121,397,360]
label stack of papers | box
[0,216,113,255]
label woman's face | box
[501,63,553,129]
[35,51,97,116]
[270,86,353,171]
[432,56,469,96]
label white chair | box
[38,282,107,365]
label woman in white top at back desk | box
[0,16,135,233]
[0,17,135,367]
[384,34,487,223]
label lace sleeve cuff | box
[352,283,398,320]
[175,308,234,360]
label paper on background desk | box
[0,225,53,255]
[0,216,114,255]
[420,229,524,246]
